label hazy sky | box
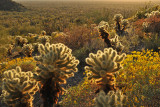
[14,0,160,1]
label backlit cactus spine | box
[22,44,34,57]
[113,14,129,35]
[95,90,127,107]
[85,48,126,94]
[0,66,39,107]
[34,43,79,106]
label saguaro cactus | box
[0,66,39,107]
[34,43,79,107]
[85,48,126,94]
[95,90,127,107]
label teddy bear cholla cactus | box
[22,44,34,57]
[7,44,13,56]
[15,36,28,47]
[98,21,109,30]
[95,90,127,107]
[98,25,124,53]
[110,35,124,53]
[34,43,79,106]
[85,48,126,94]
[145,10,160,18]
[113,14,129,35]
[0,66,39,107]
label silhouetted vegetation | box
[0,0,26,11]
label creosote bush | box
[0,66,39,107]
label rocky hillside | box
[0,0,26,11]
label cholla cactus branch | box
[34,43,79,106]
[15,36,28,47]
[33,42,39,53]
[0,66,39,107]
[38,36,50,45]
[85,48,126,94]
[95,90,127,107]
[7,44,13,56]
[110,35,124,53]
[113,14,129,36]
[22,44,34,57]
[98,21,110,30]
[98,26,112,47]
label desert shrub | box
[60,77,97,107]
[143,33,160,52]
[135,5,159,19]
[117,50,160,106]
[0,57,36,75]
[52,26,99,51]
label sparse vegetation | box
[0,1,159,107]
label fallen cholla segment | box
[95,90,127,107]
[0,66,39,107]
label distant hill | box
[0,0,26,11]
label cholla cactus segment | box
[51,32,58,37]
[0,66,39,106]
[41,30,47,36]
[15,36,28,47]
[95,90,127,107]
[110,35,124,52]
[122,19,129,27]
[7,44,13,55]
[85,48,126,83]
[33,42,39,52]
[38,36,50,45]
[34,43,79,84]
[98,21,109,30]
[113,14,123,22]
[22,44,34,57]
